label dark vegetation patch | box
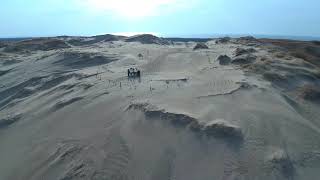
[217,55,231,65]
[237,49,320,92]
[216,37,231,44]
[232,54,257,65]
[239,36,256,41]
[274,52,288,59]
[297,85,320,103]
[0,41,9,48]
[305,46,320,57]
[235,36,261,46]
[263,72,288,84]
[234,48,257,56]
[193,42,209,50]
[262,71,320,90]
[312,41,320,46]
[260,39,320,68]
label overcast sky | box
[1,0,319,37]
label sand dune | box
[125,34,171,45]
[4,38,70,52]
[0,34,320,180]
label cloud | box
[76,0,194,19]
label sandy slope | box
[0,36,320,180]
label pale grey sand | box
[0,35,320,180]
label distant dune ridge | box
[3,38,70,52]
[0,34,320,180]
[125,34,171,45]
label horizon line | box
[1,33,320,41]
